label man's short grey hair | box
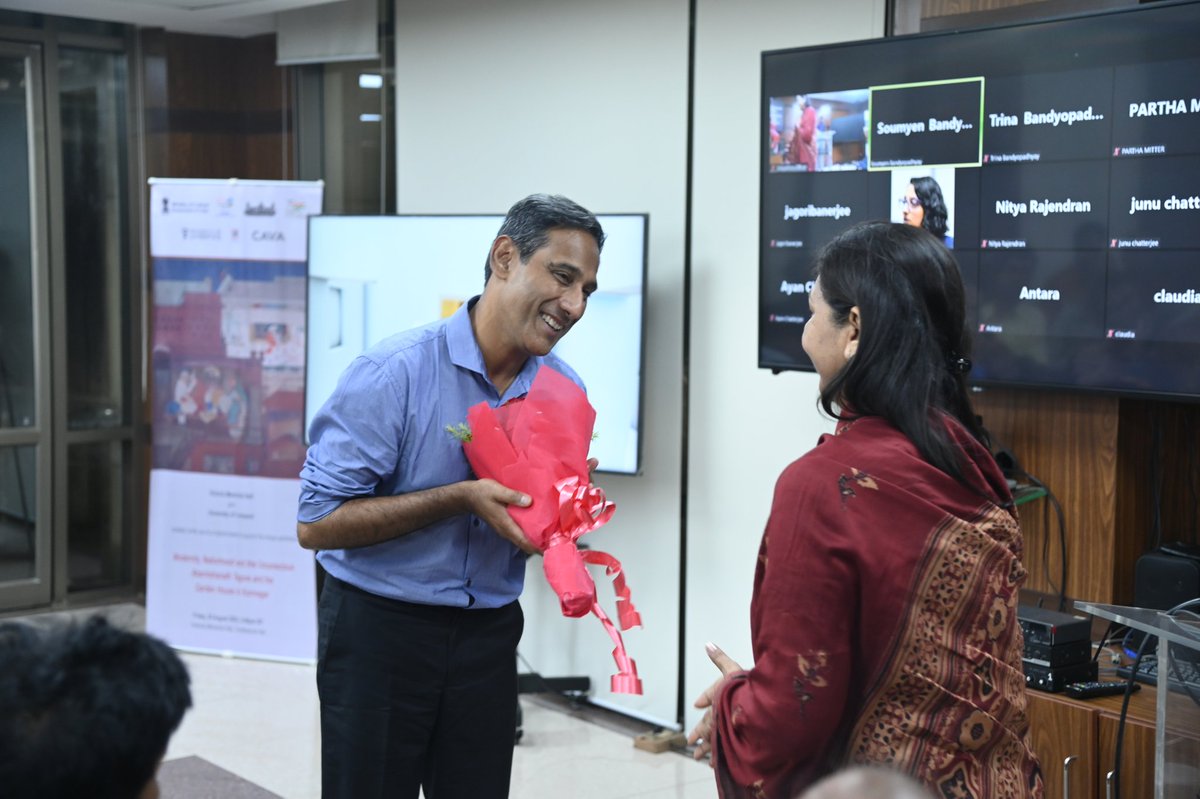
[483,194,605,283]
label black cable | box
[1110,597,1200,799]
[1037,497,1059,604]
[515,650,583,702]
[1150,413,1163,552]
[1111,627,1152,799]
[1092,621,1118,665]
[1024,471,1068,612]
[1164,607,1200,710]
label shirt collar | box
[446,296,485,375]
[446,295,542,399]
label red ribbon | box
[555,476,615,539]
[544,476,642,693]
[459,366,643,695]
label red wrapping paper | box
[461,366,642,694]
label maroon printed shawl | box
[712,416,1043,799]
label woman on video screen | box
[902,176,952,248]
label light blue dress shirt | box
[298,297,583,608]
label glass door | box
[0,40,51,609]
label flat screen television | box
[760,0,1200,400]
[305,214,648,475]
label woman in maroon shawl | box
[689,222,1043,799]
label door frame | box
[0,38,52,610]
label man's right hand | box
[466,479,539,555]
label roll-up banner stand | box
[146,178,323,662]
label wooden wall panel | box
[139,30,293,181]
[973,388,1120,603]
[973,388,1200,607]
[1115,399,1200,604]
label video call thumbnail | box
[978,161,1109,250]
[761,170,873,247]
[976,250,1107,339]
[983,67,1114,163]
[767,90,870,173]
[1106,251,1200,344]
[760,252,814,371]
[1111,57,1200,158]
[869,78,983,169]
[1107,155,1200,249]
[888,167,960,249]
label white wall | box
[394,0,690,727]
[393,0,886,731]
[685,0,885,733]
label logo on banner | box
[286,199,309,217]
[245,202,276,217]
[163,198,211,215]
[182,227,221,241]
[251,230,284,242]
[216,197,236,216]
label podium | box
[1075,601,1200,798]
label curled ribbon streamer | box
[590,599,643,695]
[580,550,642,631]
[458,366,643,695]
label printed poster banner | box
[146,178,323,662]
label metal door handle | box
[1063,755,1078,798]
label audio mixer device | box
[1018,605,1097,692]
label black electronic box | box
[1023,660,1098,693]
[1023,638,1091,668]
[1017,605,1090,647]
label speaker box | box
[1135,544,1200,611]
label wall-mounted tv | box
[305,214,648,475]
[760,0,1200,400]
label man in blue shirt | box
[298,194,604,799]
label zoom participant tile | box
[1112,57,1200,158]
[762,170,872,249]
[977,251,1106,339]
[1108,155,1200,250]
[1106,251,1200,344]
[979,161,1109,251]
[983,67,1114,164]
[869,78,983,169]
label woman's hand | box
[687,642,743,764]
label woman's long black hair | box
[911,176,949,242]
[813,221,987,483]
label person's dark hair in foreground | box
[812,220,986,483]
[0,615,192,799]
[483,193,607,282]
[909,176,949,242]
[688,221,1042,798]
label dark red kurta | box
[712,415,1043,799]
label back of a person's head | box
[483,193,605,282]
[0,615,192,799]
[813,221,985,479]
[800,766,935,799]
